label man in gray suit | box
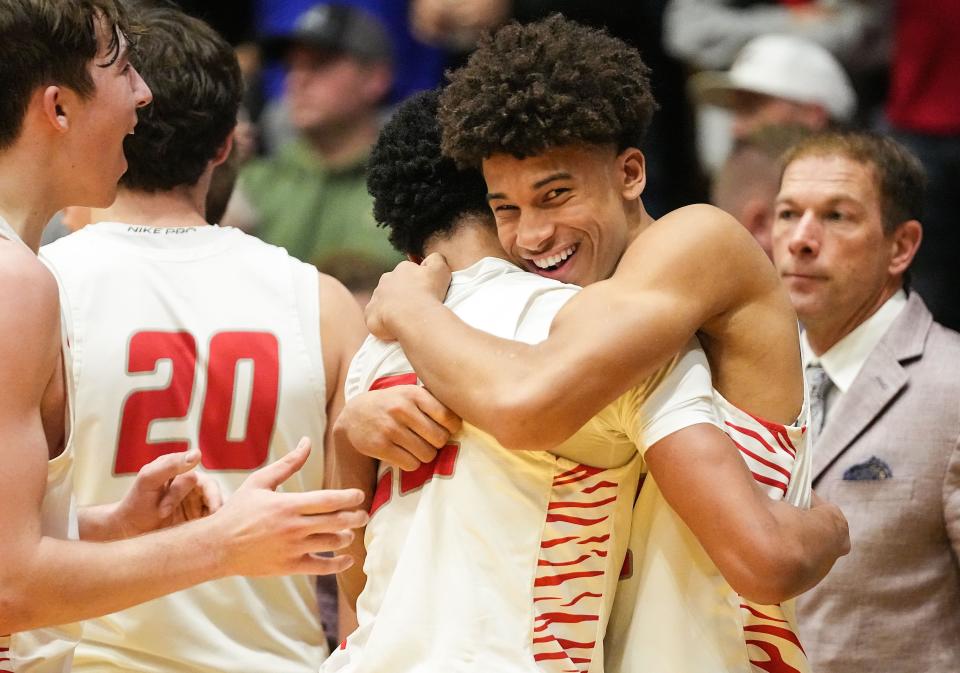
[773,130,960,672]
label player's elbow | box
[721,535,815,605]
[0,580,38,634]
[488,382,574,451]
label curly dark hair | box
[367,88,490,257]
[120,3,242,192]
[439,14,658,168]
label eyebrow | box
[486,172,573,202]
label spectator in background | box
[224,3,402,277]
[712,124,810,259]
[664,0,890,74]
[886,0,960,331]
[772,131,960,673]
[690,34,856,140]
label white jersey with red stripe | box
[1,217,81,673]
[605,390,813,673]
[322,257,720,673]
[40,222,329,673]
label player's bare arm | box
[0,262,367,633]
[319,273,376,605]
[366,206,803,450]
[646,423,849,604]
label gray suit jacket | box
[798,293,960,672]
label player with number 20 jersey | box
[42,224,333,673]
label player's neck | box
[626,199,656,245]
[0,149,64,252]
[91,185,208,229]
[423,215,511,271]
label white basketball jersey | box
[1,217,81,673]
[322,257,720,673]
[41,222,329,673]
[606,392,813,673]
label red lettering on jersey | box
[199,332,279,469]
[116,331,197,473]
[369,470,393,517]
[115,330,281,473]
[399,443,460,494]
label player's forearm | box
[329,425,375,606]
[748,496,850,602]
[386,299,552,447]
[76,503,125,541]
[0,516,226,633]
[389,290,688,450]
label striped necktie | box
[806,363,834,443]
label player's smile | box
[528,242,579,276]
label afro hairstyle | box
[439,13,658,168]
[367,88,490,258]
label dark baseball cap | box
[261,3,393,64]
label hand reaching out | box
[209,437,370,578]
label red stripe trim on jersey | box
[582,480,618,493]
[751,472,788,495]
[538,554,592,567]
[577,534,610,545]
[533,612,599,629]
[553,465,604,486]
[534,570,605,587]
[548,496,618,510]
[745,639,804,673]
[726,421,778,454]
[542,536,579,548]
[369,372,418,390]
[561,591,603,607]
[745,413,798,457]
[740,603,789,622]
[545,513,609,526]
[732,439,793,479]
[744,624,805,650]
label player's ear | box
[41,85,70,133]
[210,127,236,168]
[619,147,646,200]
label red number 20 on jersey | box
[115,330,280,474]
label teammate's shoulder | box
[0,244,59,328]
[622,203,766,276]
[650,203,747,247]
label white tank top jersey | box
[605,390,813,673]
[0,217,81,673]
[39,223,329,673]
[322,257,721,673]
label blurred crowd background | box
[49,0,960,329]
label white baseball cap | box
[689,34,856,122]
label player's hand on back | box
[365,253,452,340]
[210,437,369,577]
[334,386,462,471]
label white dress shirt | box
[801,290,908,415]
